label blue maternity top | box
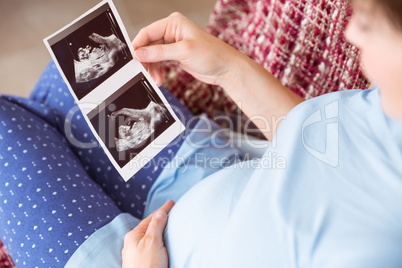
[162,88,402,268]
[67,88,402,268]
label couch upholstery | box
[163,0,370,127]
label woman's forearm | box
[132,13,304,141]
[220,50,304,140]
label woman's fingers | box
[157,199,175,215]
[132,12,192,64]
[148,62,163,87]
[142,200,174,242]
[138,39,163,84]
[129,213,153,243]
[132,17,169,49]
[122,200,174,268]
[144,211,167,243]
[129,200,175,243]
[134,41,190,63]
[133,13,184,49]
[131,12,233,87]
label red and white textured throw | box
[163,0,370,124]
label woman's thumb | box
[134,42,187,63]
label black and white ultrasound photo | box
[44,0,184,180]
[110,101,168,152]
[74,32,127,83]
[49,3,132,100]
[89,73,175,168]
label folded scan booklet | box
[44,0,185,181]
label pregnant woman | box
[1,0,402,267]
[122,0,402,266]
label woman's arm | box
[133,13,304,140]
[219,51,304,140]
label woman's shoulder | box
[283,88,382,129]
[274,87,402,162]
[292,88,377,114]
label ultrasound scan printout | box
[44,0,185,181]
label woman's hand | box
[132,12,242,87]
[134,13,304,140]
[122,200,175,268]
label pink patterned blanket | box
[163,0,370,124]
[0,240,14,268]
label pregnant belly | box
[162,165,253,267]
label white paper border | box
[43,0,185,181]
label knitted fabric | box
[162,0,371,125]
